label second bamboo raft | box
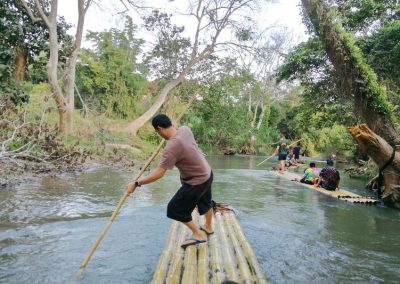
[151,204,268,284]
[270,170,379,204]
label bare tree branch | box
[19,0,42,22]
[33,0,51,27]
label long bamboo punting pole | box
[256,138,304,167]
[255,154,276,167]
[229,213,268,284]
[77,96,197,276]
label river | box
[0,155,399,283]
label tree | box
[278,1,400,129]
[76,16,147,118]
[301,0,400,208]
[125,0,263,135]
[20,0,92,134]
[188,75,252,151]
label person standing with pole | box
[273,141,288,173]
[126,114,214,248]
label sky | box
[58,0,308,48]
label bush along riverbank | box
[0,96,158,188]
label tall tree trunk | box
[256,99,265,130]
[63,0,87,134]
[124,77,183,134]
[251,100,259,128]
[20,0,90,135]
[125,48,211,135]
[348,125,400,208]
[301,0,400,146]
[46,1,69,134]
[124,0,252,135]
[248,92,252,113]
[14,44,27,81]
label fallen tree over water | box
[348,125,400,209]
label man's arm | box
[126,166,167,193]
[138,166,167,185]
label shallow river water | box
[0,155,399,283]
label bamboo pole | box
[77,95,197,276]
[230,212,268,284]
[166,222,188,284]
[181,212,199,284]
[223,213,253,283]
[196,213,210,284]
[208,216,225,284]
[215,212,239,282]
[256,138,304,167]
[151,221,178,284]
[197,235,209,284]
[167,210,199,283]
[181,245,197,284]
[255,155,276,167]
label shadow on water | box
[0,156,399,283]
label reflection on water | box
[0,156,399,283]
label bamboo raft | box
[286,162,307,169]
[151,205,267,284]
[270,170,379,204]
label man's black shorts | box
[278,154,287,161]
[167,171,213,222]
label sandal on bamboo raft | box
[200,226,214,235]
[181,238,206,249]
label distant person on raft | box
[315,159,340,191]
[273,140,288,173]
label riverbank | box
[0,147,146,190]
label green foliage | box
[0,0,72,85]
[143,10,191,80]
[188,76,252,150]
[76,16,148,119]
[361,20,400,92]
[277,39,328,83]
[314,124,355,157]
[277,0,399,156]
[334,0,399,32]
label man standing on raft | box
[126,114,214,249]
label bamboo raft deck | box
[151,205,267,284]
[270,170,379,204]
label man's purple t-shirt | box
[159,126,211,185]
[293,146,300,156]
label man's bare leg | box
[182,220,205,242]
[202,207,213,233]
[279,160,285,173]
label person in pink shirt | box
[126,114,214,248]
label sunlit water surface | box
[0,155,399,283]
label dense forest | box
[0,0,399,206]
